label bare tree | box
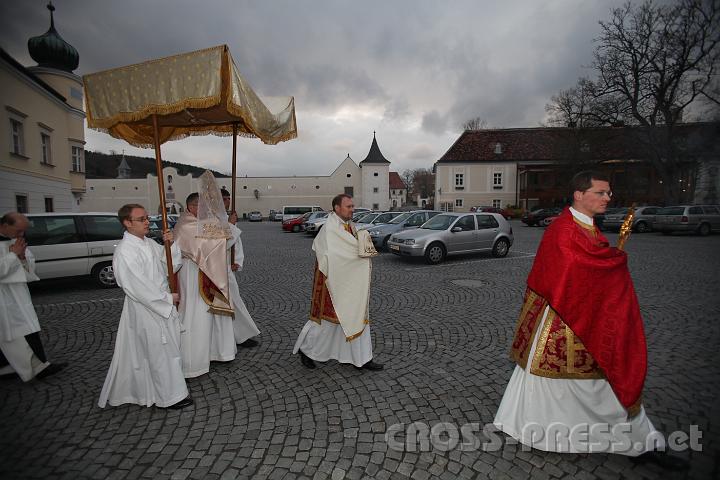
[412,168,435,199]
[462,117,489,131]
[545,0,720,203]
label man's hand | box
[228,212,238,225]
[162,229,174,243]
[9,238,27,260]
[231,263,240,271]
[172,293,180,304]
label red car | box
[470,206,512,220]
[282,212,312,232]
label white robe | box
[0,239,50,381]
[228,224,260,344]
[293,321,373,367]
[493,208,664,456]
[98,232,188,408]
[292,214,374,367]
[177,235,237,378]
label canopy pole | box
[230,123,238,263]
[152,114,177,293]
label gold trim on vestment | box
[198,270,234,317]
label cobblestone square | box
[1,221,718,480]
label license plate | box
[390,244,400,251]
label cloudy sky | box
[1,0,633,176]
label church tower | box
[359,132,390,210]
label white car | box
[25,212,124,287]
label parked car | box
[602,206,661,233]
[147,214,179,244]
[248,211,263,222]
[352,211,373,222]
[356,211,403,231]
[652,205,720,236]
[367,210,441,250]
[541,215,559,227]
[283,212,313,232]
[470,206,511,220]
[24,212,124,287]
[272,211,284,221]
[387,212,514,265]
[593,207,623,231]
[303,211,330,235]
[521,208,563,226]
[282,205,323,222]
[352,207,371,216]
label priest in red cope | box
[494,171,686,470]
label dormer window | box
[494,143,502,154]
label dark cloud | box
[1,0,632,175]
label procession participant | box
[174,173,237,377]
[293,194,382,371]
[221,189,260,348]
[98,204,191,409]
[0,212,64,381]
[493,171,686,470]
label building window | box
[347,173,352,178]
[10,119,25,156]
[71,146,84,172]
[373,187,379,193]
[45,197,54,212]
[492,199,502,208]
[493,172,503,188]
[494,143,502,154]
[391,189,395,195]
[455,173,464,189]
[344,186,354,196]
[455,198,464,207]
[373,203,379,210]
[41,132,52,165]
[16,194,28,213]
[315,185,320,189]
[373,172,379,177]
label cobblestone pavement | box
[1,220,718,480]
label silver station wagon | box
[602,206,661,233]
[387,212,514,264]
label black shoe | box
[299,350,316,369]
[36,362,67,379]
[166,397,194,410]
[630,452,689,471]
[355,360,384,371]
[238,338,259,348]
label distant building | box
[388,172,406,209]
[435,123,719,211]
[0,3,85,213]
[81,134,399,215]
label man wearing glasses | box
[493,171,686,469]
[98,204,192,409]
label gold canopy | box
[83,44,297,147]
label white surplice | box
[177,235,237,378]
[228,224,260,344]
[0,238,50,381]
[293,321,373,367]
[98,232,188,408]
[493,208,664,456]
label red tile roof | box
[437,123,718,164]
[389,171,405,189]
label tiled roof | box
[437,124,719,164]
[389,171,405,189]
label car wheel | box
[382,236,390,251]
[292,225,300,233]
[424,242,446,265]
[635,221,650,233]
[698,223,711,236]
[492,238,510,258]
[92,262,117,288]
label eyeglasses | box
[129,216,150,222]
[584,190,613,198]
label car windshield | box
[421,215,456,230]
[374,212,398,224]
[612,208,628,215]
[657,206,685,215]
[301,212,312,220]
[316,212,328,219]
[389,213,411,224]
[356,213,379,223]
